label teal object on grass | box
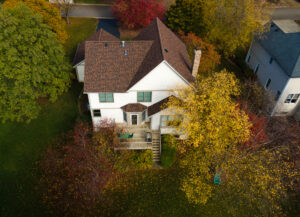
[214,173,221,185]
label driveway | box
[69,4,114,19]
[271,7,300,20]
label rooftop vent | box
[122,41,125,48]
[124,50,128,56]
[164,49,168,53]
[105,43,108,47]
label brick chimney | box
[192,48,202,78]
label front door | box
[131,115,138,125]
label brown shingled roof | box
[73,29,120,66]
[84,41,153,92]
[129,18,194,88]
[121,103,147,112]
[81,18,193,93]
[148,95,177,116]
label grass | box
[99,169,228,217]
[64,17,98,61]
[160,135,177,168]
[0,17,97,217]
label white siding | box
[272,77,300,115]
[87,60,190,128]
[129,61,189,91]
[75,62,85,82]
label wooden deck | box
[115,123,161,162]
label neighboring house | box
[73,18,200,135]
[246,19,300,117]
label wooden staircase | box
[151,131,161,163]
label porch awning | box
[121,103,147,112]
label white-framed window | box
[265,78,271,90]
[160,115,174,127]
[254,63,260,74]
[137,92,152,102]
[93,109,101,117]
[284,94,300,104]
[99,92,114,102]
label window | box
[123,111,127,122]
[160,115,174,127]
[275,91,281,101]
[93,109,101,117]
[99,93,114,102]
[285,94,300,103]
[246,54,251,63]
[137,92,152,102]
[142,110,146,121]
[269,57,273,64]
[265,78,271,89]
[254,64,260,74]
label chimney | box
[192,48,202,78]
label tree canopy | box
[112,0,166,29]
[0,5,71,122]
[166,0,269,56]
[166,71,297,216]
[179,31,221,76]
[3,0,68,43]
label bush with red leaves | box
[112,0,166,29]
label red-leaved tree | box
[112,0,166,29]
[179,31,221,76]
[39,122,115,216]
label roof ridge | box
[98,29,103,41]
[155,18,166,60]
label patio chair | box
[128,133,134,139]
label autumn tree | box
[166,0,269,56]
[0,5,71,122]
[179,31,221,76]
[112,0,166,29]
[39,122,115,216]
[51,0,74,25]
[166,71,297,216]
[3,0,68,43]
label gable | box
[129,61,189,91]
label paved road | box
[271,7,300,20]
[69,4,113,19]
[67,4,300,20]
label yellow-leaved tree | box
[4,0,68,43]
[166,71,297,216]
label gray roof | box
[257,20,300,77]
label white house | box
[73,18,199,134]
[246,19,300,117]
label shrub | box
[112,0,166,29]
[114,150,153,171]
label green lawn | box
[0,18,97,217]
[99,169,228,217]
[64,17,98,60]
[161,135,177,168]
